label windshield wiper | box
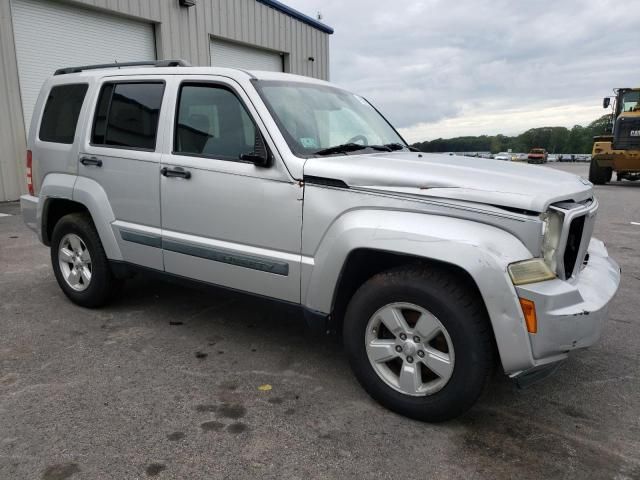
[315,143,401,156]
[314,143,370,155]
[383,143,407,151]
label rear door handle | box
[161,166,191,179]
[79,156,102,167]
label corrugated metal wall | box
[0,0,27,203]
[0,0,331,201]
[71,0,330,79]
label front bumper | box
[511,237,620,377]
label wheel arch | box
[42,198,89,246]
[331,248,487,330]
[38,174,122,260]
[302,210,537,374]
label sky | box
[285,0,640,143]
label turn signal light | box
[519,298,537,334]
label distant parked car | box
[528,148,548,164]
[494,152,511,161]
[547,154,558,162]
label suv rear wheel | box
[343,266,494,422]
[589,158,612,185]
[51,213,118,308]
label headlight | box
[541,210,563,272]
[508,210,562,286]
[508,258,556,285]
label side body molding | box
[302,209,537,373]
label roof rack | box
[54,59,191,76]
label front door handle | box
[161,166,191,179]
[79,156,102,167]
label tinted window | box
[92,82,164,150]
[91,84,114,145]
[174,84,256,160]
[39,84,88,144]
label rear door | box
[78,77,167,270]
[159,76,303,302]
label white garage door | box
[210,39,283,72]
[11,0,156,130]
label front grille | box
[613,116,640,150]
[563,215,586,277]
[549,198,597,280]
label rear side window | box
[91,82,165,150]
[39,84,88,144]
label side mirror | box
[603,97,610,109]
[240,132,272,167]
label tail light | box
[26,150,34,195]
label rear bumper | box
[510,237,620,377]
[20,194,39,235]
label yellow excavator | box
[590,88,640,184]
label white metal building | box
[0,0,333,202]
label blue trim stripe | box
[162,239,290,276]
[257,0,334,34]
[120,230,162,248]
[119,229,289,276]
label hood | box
[303,152,593,212]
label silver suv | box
[21,61,620,421]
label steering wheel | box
[346,135,368,146]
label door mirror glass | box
[603,97,610,109]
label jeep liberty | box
[21,61,620,421]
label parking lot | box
[0,162,638,479]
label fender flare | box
[302,209,537,373]
[37,173,77,244]
[72,176,122,260]
[38,174,122,260]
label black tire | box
[589,158,612,185]
[50,213,118,308]
[343,265,494,422]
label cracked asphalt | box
[0,163,639,479]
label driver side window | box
[174,83,257,161]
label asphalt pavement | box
[0,162,638,479]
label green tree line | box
[411,114,612,154]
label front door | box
[160,78,303,303]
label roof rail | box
[53,59,191,76]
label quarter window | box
[91,82,165,150]
[174,84,257,160]
[39,84,88,144]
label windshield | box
[620,90,640,113]
[253,80,407,157]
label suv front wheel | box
[343,266,494,422]
[51,213,118,308]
